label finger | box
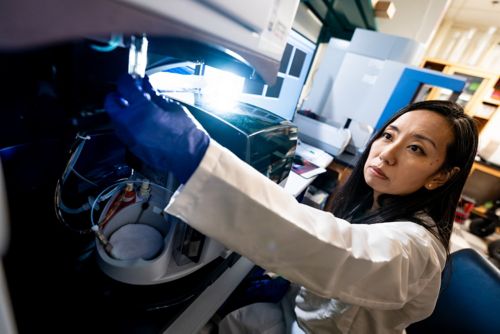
[104,92,127,117]
[141,78,172,108]
[162,98,186,114]
[115,73,149,103]
[141,75,155,94]
[139,75,177,108]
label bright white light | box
[149,71,207,105]
[149,64,245,111]
[202,66,245,112]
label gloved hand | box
[104,74,209,184]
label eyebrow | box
[386,125,437,149]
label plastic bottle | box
[120,182,137,207]
[138,179,151,201]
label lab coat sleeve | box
[166,141,446,310]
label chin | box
[364,174,380,189]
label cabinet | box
[422,58,499,133]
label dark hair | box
[331,100,478,254]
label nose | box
[378,144,397,165]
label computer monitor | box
[238,30,316,121]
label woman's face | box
[364,109,455,201]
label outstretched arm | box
[166,141,446,310]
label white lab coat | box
[166,141,447,333]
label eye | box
[408,144,424,154]
[382,132,392,140]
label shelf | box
[473,115,489,121]
[474,101,498,120]
[423,58,494,77]
[471,161,500,179]
[421,59,499,131]
[483,98,500,106]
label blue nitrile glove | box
[104,74,209,184]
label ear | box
[425,167,460,190]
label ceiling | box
[444,0,500,28]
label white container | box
[95,183,225,285]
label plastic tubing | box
[90,34,123,52]
[90,179,170,228]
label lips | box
[369,166,388,179]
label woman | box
[105,74,478,333]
